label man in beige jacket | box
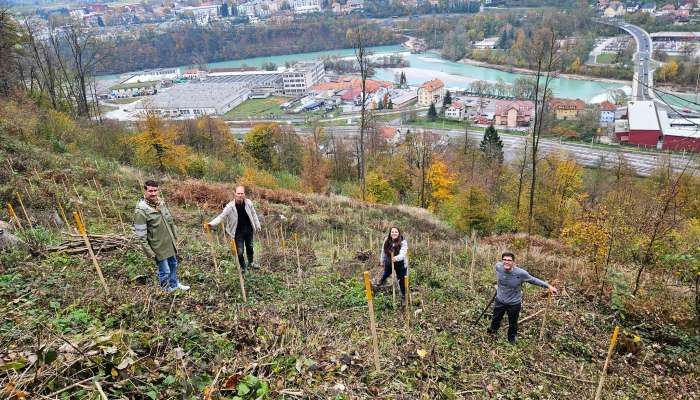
[208,185,262,272]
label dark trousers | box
[487,300,522,342]
[379,259,407,298]
[235,228,254,271]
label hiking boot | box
[177,283,190,291]
[250,262,260,270]
[164,286,177,293]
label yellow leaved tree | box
[427,157,456,211]
[129,111,190,173]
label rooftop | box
[599,101,617,111]
[628,101,661,131]
[137,83,249,109]
[420,79,444,92]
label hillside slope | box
[0,134,698,399]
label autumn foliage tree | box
[301,127,330,194]
[130,111,190,173]
[427,157,455,211]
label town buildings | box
[282,60,326,97]
[417,79,445,107]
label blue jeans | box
[156,256,178,289]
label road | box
[230,124,697,177]
[601,20,655,101]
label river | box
[100,44,630,103]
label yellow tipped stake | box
[6,203,23,232]
[229,240,248,302]
[203,223,220,272]
[594,326,620,400]
[363,271,381,373]
[15,192,33,229]
[56,202,73,232]
[73,212,110,296]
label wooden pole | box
[204,223,219,272]
[594,326,620,400]
[294,233,302,280]
[470,231,477,291]
[73,212,110,296]
[363,271,381,373]
[108,197,128,236]
[6,203,23,231]
[15,192,33,229]
[404,275,410,325]
[230,240,248,302]
[449,246,453,269]
[57,202,74,233]
[539,292,553,342]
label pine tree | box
[479,124,503,165]
[443,90,452,107]
[400,71,407,88]
[387,98,393,109]
[428,102,438,121]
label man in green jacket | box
[134,180,189,292]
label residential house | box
[378,127,400,145]
[291,0,322,13]
[603,1,626,18]
[550,98,587,120]
[657,3,676,15]
[445,102,466,120]
[599,101,616,124]
[640,1,656,13]
[417,79,445,107]
[626,2,640,13]
[494,100,534,128]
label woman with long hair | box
[377,226,408,301]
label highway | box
[603,20,655,101]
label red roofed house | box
[550,98,587,120]
[445,101,466,120]
[494,100,534,128]
[599,101,616,124]
[417,79,445,107]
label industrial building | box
[138,83,250,118]
[615,100,700,152]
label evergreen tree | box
[387,98,393,109]
[443,90,452,107]
[220,2,229,17]
[479,124,503,165]
[400,71,407,88]
[428,102,438,121]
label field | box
[595,53,617,65]
[0,133,698,399]
[224,97,288,120]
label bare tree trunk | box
[515,138,529,215]
[353,28,370,201]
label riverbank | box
[457,57,630,86]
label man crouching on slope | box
[134,180,189,292]
[487,252,557,344]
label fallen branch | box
[518,309,545,326]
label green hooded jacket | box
[133,198,177,262]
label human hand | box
[548,286,558,296]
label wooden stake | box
[363,271,381,373]
[108,196,128,236]
[230,240,248,302]
[73,212,110,296]
[15,192,33,229]
[594,326,620,400]
[449,246,453,269]
[404,275,410,325]
[6,203,23,231]
[204,223,219,272]
[470,231,477,291]
[539,292,553,342]
[294,233,302,280]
